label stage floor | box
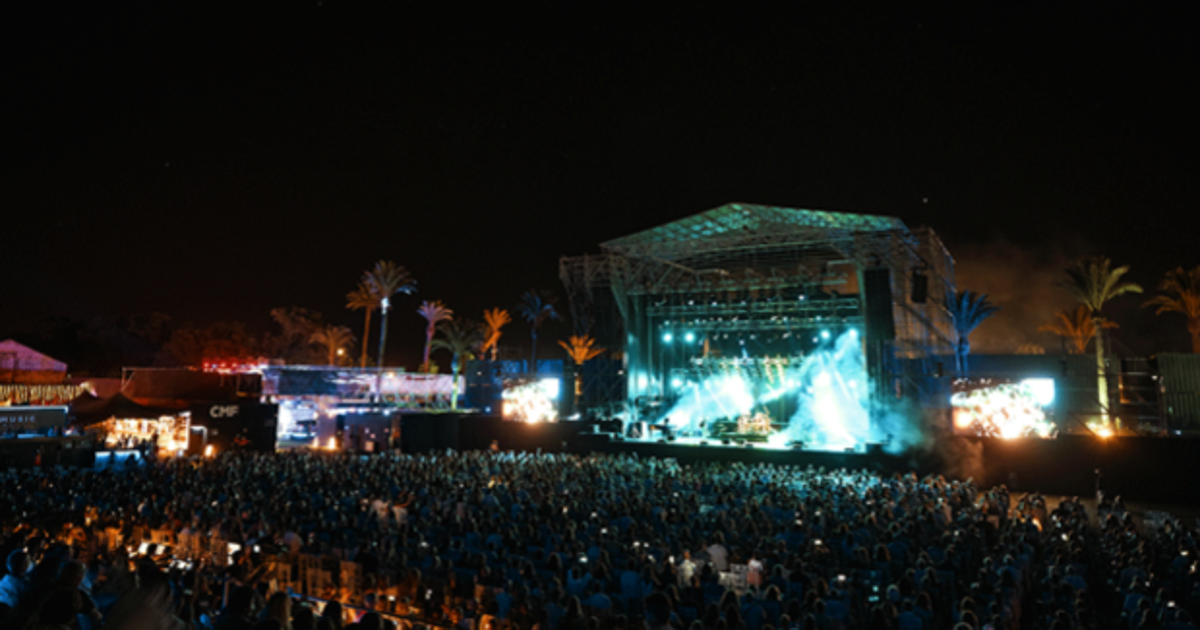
[575,432,898,471]
[619,433,873,453]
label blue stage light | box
[684,332,695,343]
[662,332,673,343]
[820,330,831,340]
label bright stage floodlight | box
[820,330,831,340]
[684,332,695,343]
[662,332,673,343]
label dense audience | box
[1,448,1198,630]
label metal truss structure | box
[561,203,958,406]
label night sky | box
[6,5,1196,367]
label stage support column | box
[861,267,897,441]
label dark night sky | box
[5,4,1197,365]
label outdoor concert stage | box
[560,203,958,455]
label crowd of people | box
[1,448,1198,630]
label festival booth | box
[0,339,87,405]
[71,392,191,453]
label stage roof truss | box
[602,203,905,262]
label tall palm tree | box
[310,325,355,366]
[346,280,380,368]
[430,319,483,410]
[1038,305,1118,355]
[481,308,512,361]
[947,290,1001,377]
[1062,256,1143,429]
[417,300,454,372]
[517,289,561,375]
[1143,265,1200,353]
[363,260,416,374]
[558,334,605,403]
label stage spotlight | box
[684,332,695,343]
[820,330,831,340]
[662,332,673,343]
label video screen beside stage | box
[502,378,561,423]
[951,377,1057,438]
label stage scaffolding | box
[561,203,958,415]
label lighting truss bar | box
[658,316,863,332]
[647,296,860,319]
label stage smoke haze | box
[783,330,870,450]
[953,238,1081,354]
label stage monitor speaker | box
[862,268,896,342]
[911,271,928,304]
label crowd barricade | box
[151,529,175,547]
[208,537,230,567]
[74,526,433,619]
[275,560,297,595]
[1144,510,1172,533]
[104,528,122,552]
[340,561,363,603]
[719,563,749,592]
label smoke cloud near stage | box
[658,330,882,452]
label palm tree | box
[1143,265,1200,353]
[517,289,561,375]
[430,319,482,410]
[1038,305,1118,355]
[481,308,512,361]
[363,261,416,374]
[417,300,454,372]
[310,325,355,366]
[346,280,380,368]
[1062,256,1143,430]
[947,290,1001,377]
[558,335,604,404]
